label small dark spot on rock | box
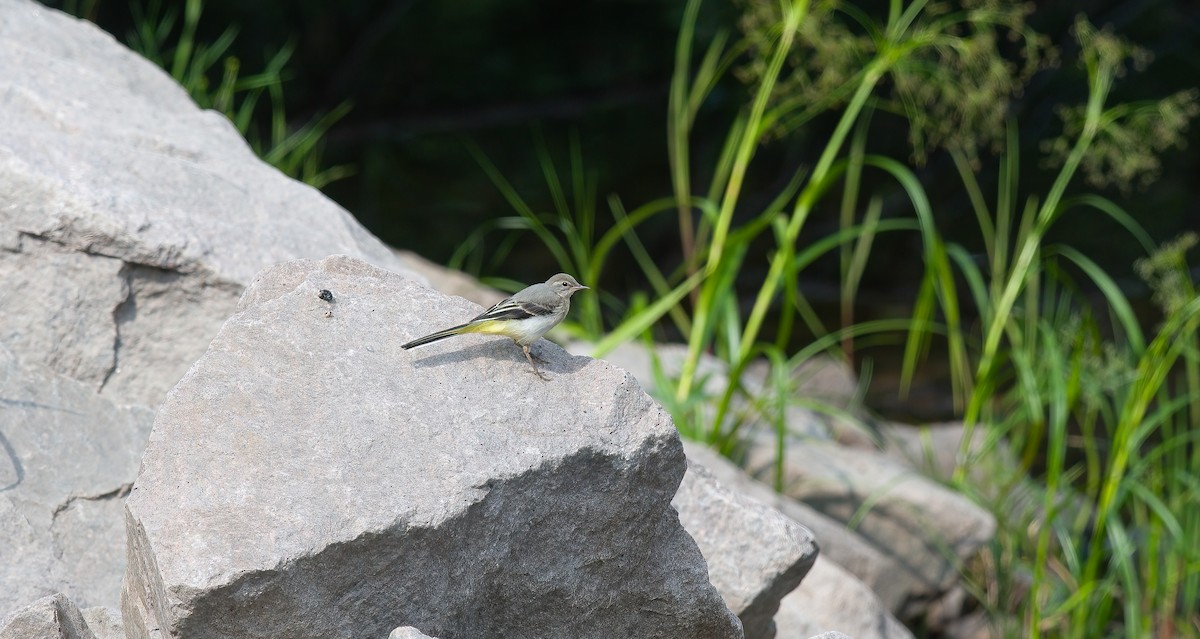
[318,289,334,302]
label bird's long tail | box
[401,323,473,349]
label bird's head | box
[547,273,588,298]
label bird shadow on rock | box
[407,339,591,378]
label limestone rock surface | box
[121,256,741,639]
[0,0,422,618]
[0,345,153,616]
[79,608,125,639]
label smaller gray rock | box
[880,421,1010,487]
[790,356,860,409]
[743,437,995,608]
[674,450,818,639]
[742,355,865,443]
[566,341,729,397]
[742,355,860,411]
[566,341,830,440]
[0,496,61,614]
[0,593,96,639]
[389,249,505,309]
[682,442,911,613]
[774,559,912,639]
[388,627,440,639]
[80,607,124,639]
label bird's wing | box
[470,297,556,323]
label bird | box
[401,273,588,380]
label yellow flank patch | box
[465,320,510,336]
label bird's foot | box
[527,349,548,364]
[521,345,550,380]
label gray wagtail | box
[401,273,588,380]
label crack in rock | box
[98,267,135,395]
[0,431,24,492]
[51,483,134,521]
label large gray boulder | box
[0,0,422,618]
[121,256,742,639]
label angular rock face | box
[122,256,742,639]
[680,442,916,637]
[683,443,913,614]
[0,592,97,639]
[80,608,126,639]
[674,454,818,639]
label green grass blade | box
[592,271,705,358]
[1051,245,1146,355]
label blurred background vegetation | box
[50,0,1200,636]
[53,0,1198,420]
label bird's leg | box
[522,344,549,381]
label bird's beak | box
[576,284,589,290]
